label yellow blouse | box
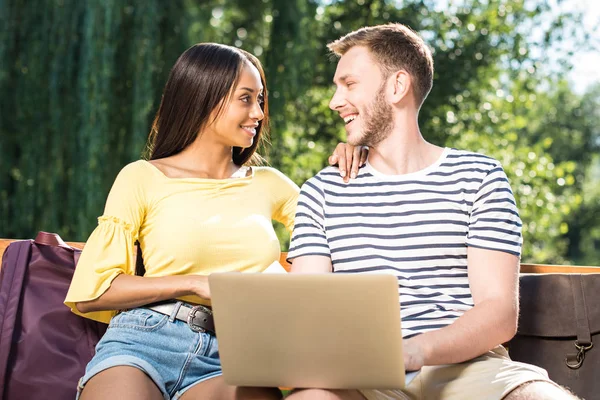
[64,160,299,323]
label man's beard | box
[355,84,393,147]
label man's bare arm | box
[290,255,333,273]
[404,247,519,370]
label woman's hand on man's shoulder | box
[328,144,368,182]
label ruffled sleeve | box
[65,162,147,323]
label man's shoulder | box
[299,166,377,202]
[298,166,344,195]
[313,166,348,181]
[303,165,372,187]
[444,148,502,169]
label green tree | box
[0,0,189,239]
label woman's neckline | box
[142,160,254,182]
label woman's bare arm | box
[75,273,209,313]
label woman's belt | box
[147,301,215,335]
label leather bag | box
[0,232,108,400]
[508,273,599,400]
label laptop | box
[208,272,419,390]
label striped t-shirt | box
[287,148,522,338]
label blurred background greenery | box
[0,0,598,264]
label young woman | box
[65,43,365,400]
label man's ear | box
[390,70,411,104]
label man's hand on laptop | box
[403,338,426,371]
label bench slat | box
[520,263,600,274]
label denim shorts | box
[77,304,222,399]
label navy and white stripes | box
[288,148,522,338]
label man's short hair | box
[327,23,434,108]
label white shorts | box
[360,346,555,400]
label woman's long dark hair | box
[145,43,269,166]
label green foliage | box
[0,0,189,239]
[0,0,598,264]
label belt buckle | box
[187,305,212,333]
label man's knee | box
[504,381,580,400]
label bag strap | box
[34,231,81,267]
[34,231,73,249]
[34,231,138,272]
[0,241,32,389]
[566,274,593,369]
[572,274,592,346]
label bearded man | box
[286,23,578,400]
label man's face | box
[329,46,393,147]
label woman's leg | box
[79,366,164,400]
[179,376,282,400]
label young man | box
[286,24,577,400]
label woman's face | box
[207,61,265,149]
